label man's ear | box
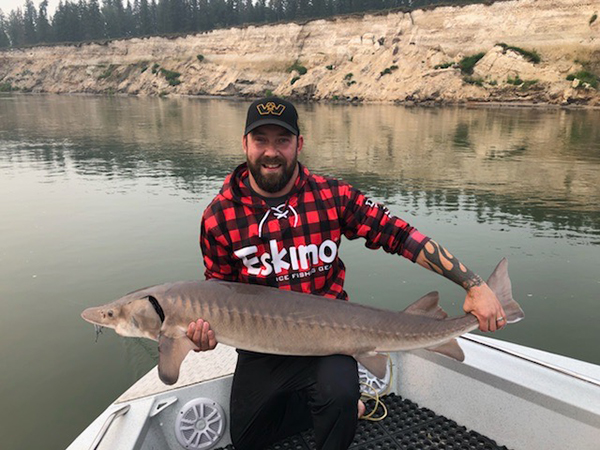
[242,134,248,155]
[297,134,304,154]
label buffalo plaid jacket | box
[200,163,430,300]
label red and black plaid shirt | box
[201,163,429,300]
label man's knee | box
[315,355,359,399]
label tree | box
[170,0,187,32]
[52,1,84,42]
[149,0,158,33]
[138,0,152,35]
[36,0,52,43]
[253,0,267,23]
[269,0,284,22]
[6,9,26,47]
[23,0,37,44]
[83,0,105,40]
[123,0,135,36]
[156,0,170,32]
[103,0,125,38]
[0,10,11,47]
[196,0,209,30]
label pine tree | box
[7,9,26,47]
[85,0,105,40]
[269,0,284,22]
[0,10,11,47]
[156,0,170,33]
[23,0,37,44]
[103,0,125,38]
[36,0,52,43]
[123,0,135,36]
[138,0,152,35]
[209,0,228,29]
[170,0,187,32]
[254,0,267,23]
[196,0,209,30]
[149,0,158,33]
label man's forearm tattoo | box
[422,240,483,290]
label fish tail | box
[486,258,525,324]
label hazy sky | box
[0,0,59,15]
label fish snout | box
[81,306,115,325]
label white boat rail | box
[460,334,600,388]
[88,404,131,450]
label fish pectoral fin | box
[355,352,389,379]
[426,339,464,362]
[158,334,199,385]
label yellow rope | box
[358,354,392,422]
[359,384,388,421]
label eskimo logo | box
[257,102,285,116]
[234,239,337,276]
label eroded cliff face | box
[1,0,599,104]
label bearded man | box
[188,97,506,450]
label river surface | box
[1,95,599,449]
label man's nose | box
[262,142,279,156]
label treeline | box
[0,0,486,48]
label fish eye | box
[107,311,113,317]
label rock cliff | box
[1,0,599,105]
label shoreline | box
[4,91,600,111]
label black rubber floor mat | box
[215,394,510,450]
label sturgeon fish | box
[82,258,524,385]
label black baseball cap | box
[244,97,300,136]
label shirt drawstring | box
[257,204,299,238]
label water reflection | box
[1,95,599,242]
[2,95,599,450]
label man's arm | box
[336,183,505,332]
[415,239,506,332]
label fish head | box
[82,289,164,340]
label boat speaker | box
[174,398,226,449]
[358,356,392,395]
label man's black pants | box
[229,351,360,450]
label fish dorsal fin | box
[427,339,465,361]
[157,334,199,385]
[402,291,447,320]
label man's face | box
[243,125,303,195]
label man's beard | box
[247,152,298,194]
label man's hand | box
[186,319,218,351]
[463,283,506,332]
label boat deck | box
[69,337,600,450]
[216,393,509,450]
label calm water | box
[1,95,599,449]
